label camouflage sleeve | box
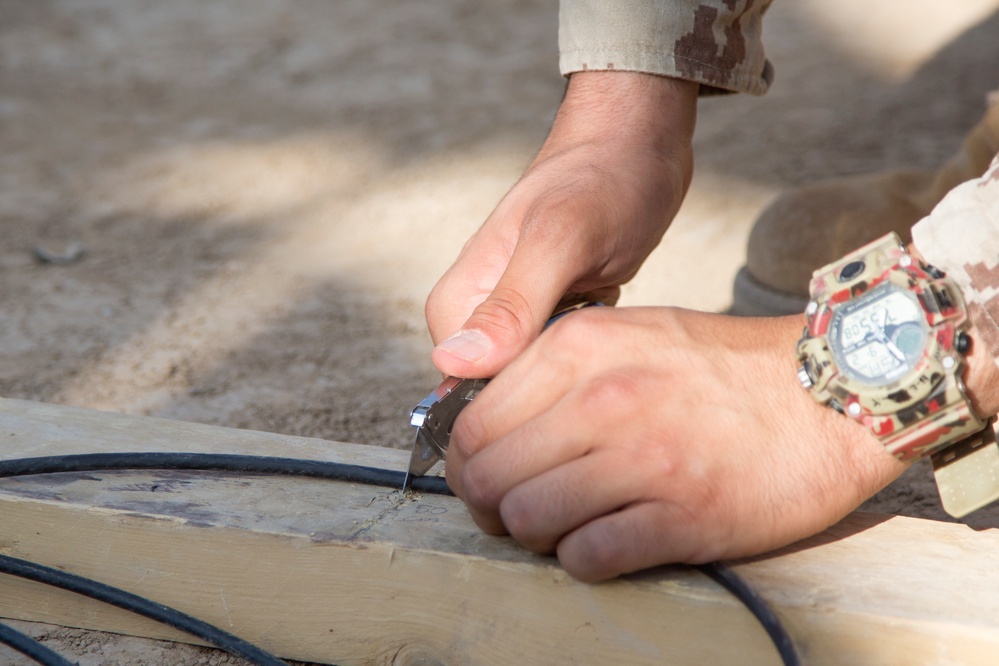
[911,153,999,368]
[558,0,774,96]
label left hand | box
[425,72,697,380]
[445,306,907,582]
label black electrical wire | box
[0,621,75,666]
[698,561,801,665]
[0,555,287,666]
[0,452,801,665]
[0,452,452,495]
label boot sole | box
[729,266,809,317]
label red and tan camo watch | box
[796,232,999,517]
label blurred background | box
[1,1,998,662]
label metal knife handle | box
[413,376,488,458]
[403,300,603,489]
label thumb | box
[431,277,560,379]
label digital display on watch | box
[828,282,929,385]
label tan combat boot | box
[731,93,999,316]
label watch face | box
[828,282,929,386]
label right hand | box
[443,307,908,581]
[426,71,699,379]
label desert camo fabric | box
[559,0,775,95]
[559,1,999,381]
[913,153,999,370]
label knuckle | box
[628,434,679,482]
[459,458,501,512]
[424,277,467,344]
[468,509,508,537]
[541,311,596,354]
[577,370,644,417]
[424,284,446,321]
[561,529,626,582]
[470,287,537,342]
[499,494,545,551]
[449,407,486,461]
[425,278,445,311]
[424,290,445,340]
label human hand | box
[426,72,698,379]
[444,307,908,582]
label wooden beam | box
[1,398,998,664]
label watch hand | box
[875,310,908,361]
[876,310,889,339]
[885,337,905,362]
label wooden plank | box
[0,398,998,664]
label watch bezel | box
[797,240,967,419]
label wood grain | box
[1,398,997,664]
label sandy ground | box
[2,1,999,663]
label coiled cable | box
[0,621,75,666]
[0,452,800,665]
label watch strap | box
[931,422,999,518]
[879,370,988,462]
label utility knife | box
[403,299,601,491]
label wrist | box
[776,315,907,496]
[958,321,999,420]
[542,71,698,161]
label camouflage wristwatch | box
[796,232,999,518]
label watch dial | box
[829,282,928,385]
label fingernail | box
[436,330,492,362]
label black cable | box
[0,621,75,666]
[0,452,452,495]
[0,453,448,665]
[697,562,801,666]
[0,555,286,666]
[0,452,801,665]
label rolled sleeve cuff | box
[912,154,999,369]
[559,0,775,96]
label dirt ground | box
[2,1,999,663]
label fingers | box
[443,310,621,498]
[556,502,718,582]
[451,402,606,535]
[498,451,651,554]
[448,352,657,548]
[443,337,580,503]
[456,418,717,582]
[451,392,728,582]
[431,237,582,378]
[424,228,509,348]
[431,285,554,379]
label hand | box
[445,307,908,582]
[426,72,698,379]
